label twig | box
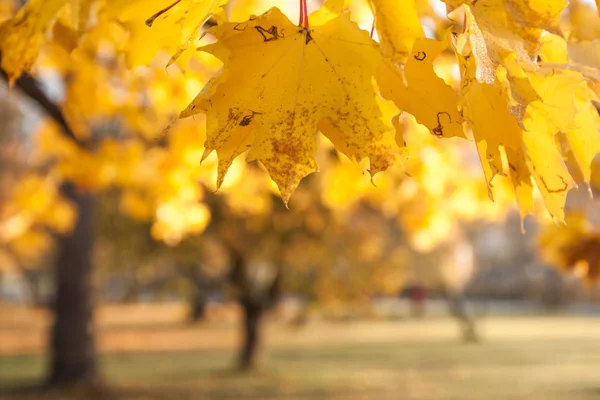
[0,52,83,149]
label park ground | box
[1,303,600,399]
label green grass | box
[2,317,600,399]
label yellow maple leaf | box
[309,0,348,26]
[453,4,541,119]
[369,0,424,66]
[377,39,464,139]
[0,0,68,84]
[458,62,516,200]
[445,0,543,66]
[520,68,599,217]
[521,109,575,223]
[505,0,566,34]
[181,7,402,203]
[105,0,226,67]
[525,69,584,134]
[144,0,228,66]
[563,86,600,186]
[455,32,577,223]
[505,148,534,224]
[448,2,600,223]
[538,33,568,64]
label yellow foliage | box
[377,38,464,139]
[2,0,600,250]
[182,8,401,203]
[152,200,211,245]
[0,0,68,83]
[567,0,600,41]
[539,212,600,282]
[0,174,76,265]
[369,0,423,65]
[449,3,600,224]
[105,0,227,67]
[505,0,566,33]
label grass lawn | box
[2,313,600,399]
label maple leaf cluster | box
[179,0,600,224]
[0,0,599,232]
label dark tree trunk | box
[48,183,99,386]
[238,299,263,370]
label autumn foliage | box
[0,0,599,276]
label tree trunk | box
[48,183,99,386]
[238,299,263,370]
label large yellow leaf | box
[0,0,68,84]
[455,31,581,223]
[505,148,534,225]
[445,0,544,65]
[145,0,227,66]
[564,89,600,185]
[521,106,576,223]
[525,69,583,133]
[455,4,541,120]
[377,39,464,139]
[462,78,517,199]
[106,0,226,67]
[505,0,566,34]
[181,8,402,203]
[369,0,424,65]
[309,0,348,26]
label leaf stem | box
[298,0,309,28]
[302,0,308,28]
[303,0,309,28]
[370,19,375,39]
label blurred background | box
[1,0,600,399]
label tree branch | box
[0,53,83,148]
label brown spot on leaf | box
[414,51,426,61]
[432,111,451,137]
[255,25,285,42]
